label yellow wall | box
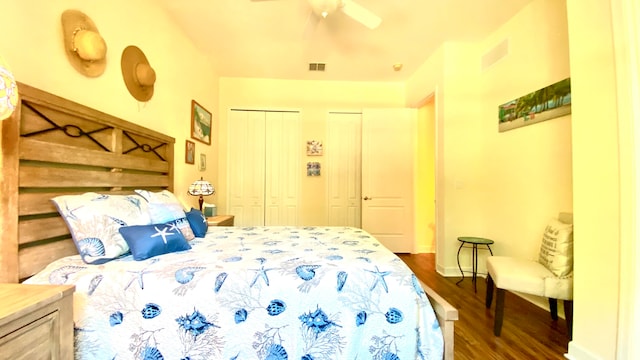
[407,0,573,301]
[566,0,620,358]
[415,99,436,253]
[217,77,405,225]
[0,0,219,209]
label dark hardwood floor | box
[398,253,570,360]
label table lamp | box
[0,55,19,121]
[188,177,215,212]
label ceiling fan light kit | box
[307,0,381,29]
[309,0,341,18]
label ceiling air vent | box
[308,63,326,72]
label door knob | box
[363,196,372,200]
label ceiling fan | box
[253,0,382,30]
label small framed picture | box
[307,162,321,176]
[199,153,207,171]
[185,140,195,164]
[191,100,212,145]
[306,140,323,156]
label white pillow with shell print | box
[52,192,151,264]
[134,189,196,240]
[538,218,574,278]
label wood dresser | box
[207,215,234,226]
[0,284,75,360]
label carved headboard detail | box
[0,82,175,282]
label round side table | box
[456,236,494,292]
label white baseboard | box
[436,265,465,277]
[566,341,604,360]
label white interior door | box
[265,111,300,226]
[361,108,416,253]
[228,110,266,226]
[327,112,362,227]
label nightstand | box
[0,284,75,360]
[207,215,234,226]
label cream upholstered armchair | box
[485,212,573,338]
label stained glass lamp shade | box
[188,177,215,212]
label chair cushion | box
[487,256,549,296]
[487,256,573,299]
[538,218,573,278]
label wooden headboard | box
[0,83,175,283]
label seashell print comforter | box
[25,226,444,360]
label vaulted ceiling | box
[157,0,533,82]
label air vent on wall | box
[308,63,326,71]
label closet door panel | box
[228,110,266,226]
[265,111,300,226]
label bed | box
[0,83,457,359]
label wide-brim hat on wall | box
[61,9,107,77]
[121,45,156,102]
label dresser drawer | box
[0,284,74,360]
[0,310,60,360]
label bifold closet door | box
[264,111,300,226]
[228,110,266,226]
[228,110,300,227]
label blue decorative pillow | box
[51,192,151,264]
[118,223,191,261]
[185,208,208,237]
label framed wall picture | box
[199,153,207,171]
[185,140,195,164]
[191,100,212,145]
[307,162,321,176]
[306,140,323,156]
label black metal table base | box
[456,240,494,292]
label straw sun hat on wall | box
[121,45,156,102]
[61,9,107,77]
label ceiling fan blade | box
[302,10,321,39]
[340,0,381,29]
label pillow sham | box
[185,208,208,237]
[135,190,195,240]
[538,218,574,278]
[51,192,151,264]
[119,223,191,261]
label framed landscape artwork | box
[191,100,212,145]
[498,78,571,132]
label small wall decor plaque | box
[307,162,321,176]
[306,140,323,156]
[199,154,207,171]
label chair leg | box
[564,300,573,340]
[485,274,494,308]
[549,298,559,320]
[494,288,505,336]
